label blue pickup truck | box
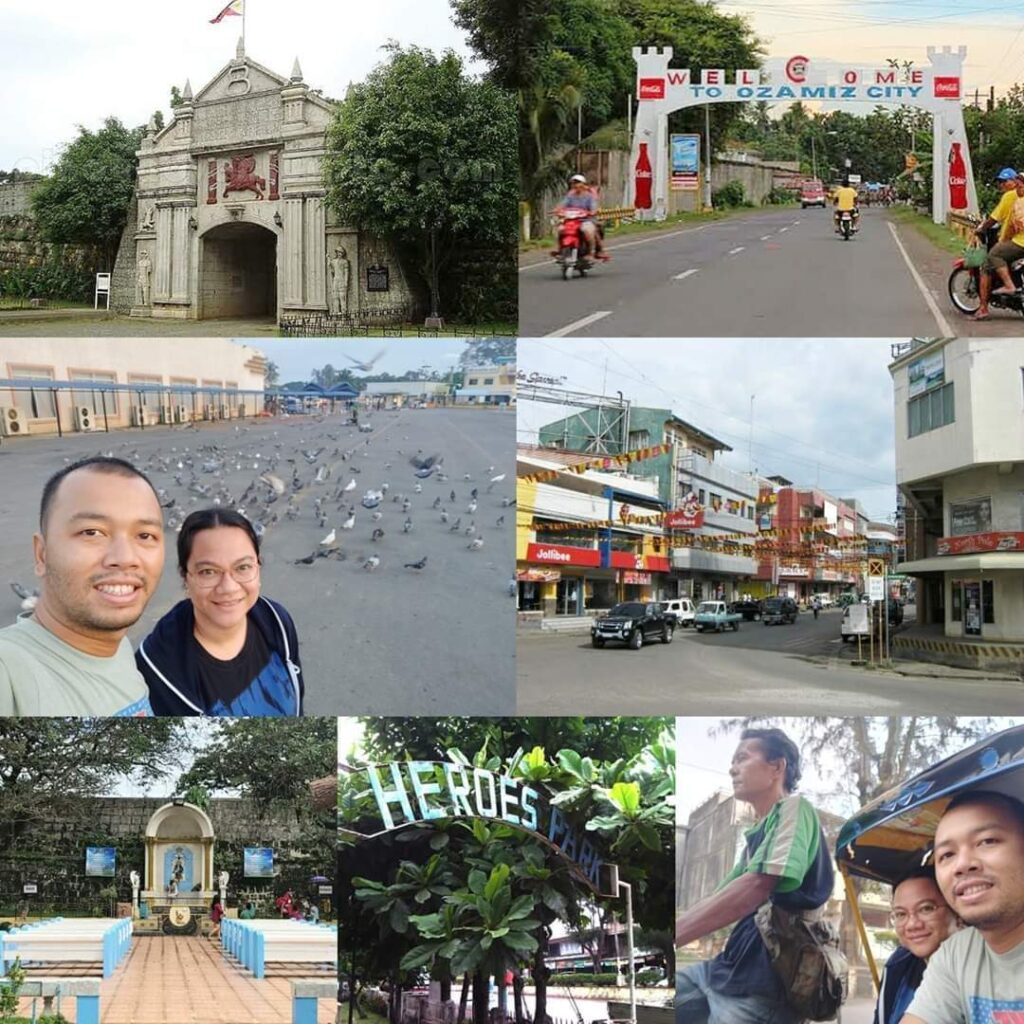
[693,601,742,633]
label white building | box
[889,337,1024,660]
[0,338,267,435]
[455,362,516,405]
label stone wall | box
[0,180,38,218]
[109,200,139,312]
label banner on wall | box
[243,847,275,877]
[670,134,700,190]
[85,847,116,877]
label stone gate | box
[113,41,415,321]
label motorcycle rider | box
[970,167,1024,321]
[833,178,860,234]
[560,174,607,260]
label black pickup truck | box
[591,601,674,650]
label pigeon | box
[490,473,507,484]
[466,500,478,514]
[449,517,462,532]
[10,582,39,612]
[403,517,413,533]
[403,556,428,571]
[372,528,385,542]
[343,478,357,492]
[294,551,317,565]
[320,528,337,547]
[410,453,442,478]
[363,554,380,571]
[467,537,484,551]
[449,490,456,503]
[414,484,422,494]
[495,516,505,527]
[440,509,449,523]
[432,496,441,509]
[371,511,384,521]
[260,473,286,496]
[464,522,476,536]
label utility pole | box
[703,104,713,209]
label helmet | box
[996,167,1019,181]
[570,174,587,184]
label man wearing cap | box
[969,168,1024,320]
[900,790,1024,1023]
[560,174,606,260]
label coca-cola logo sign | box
[639,78,665,100]
[934,76,960,98]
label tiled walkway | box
[17,935,336,1023]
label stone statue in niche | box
[329,246,351,314]
[135,250,153,306]
[223,154,265,200]
[140,206,155,232]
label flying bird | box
[342,348,386,373]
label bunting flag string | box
[519,443,672,484]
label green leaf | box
[468,869,488,895]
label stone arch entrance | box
[143,801,216,897]
[199,221,277,320]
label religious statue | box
[140,206,155,232]
[171,848,186,884]
[218,870,229,890]
[328,246,350,315]
[135,250,153,306]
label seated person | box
[833,180,859,232]
[873,867,956,1024]
[560,174,606,259]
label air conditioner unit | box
[159,405,174,425]
[174,405,189,424]
[74,406,95,432]
[130,405,147,427]
[0,407,26,437]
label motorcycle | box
[834,209,857,241]
[552,207,596,280]
[948,222,1024,318]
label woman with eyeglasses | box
[136,509,303,715]
[872,866,958,1024]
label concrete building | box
[455,361,516,405]
[888,337,1024,666]
[516,444,669,617]
[361,381,451,407]
[112,43,415,322]
[537,405,759,602]
[0,338,266,435]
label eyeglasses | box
[890,902,944,928]
[187,562,260,589]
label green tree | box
[323,46,517,323]
[264,360,280,388]
[30,117,143,270]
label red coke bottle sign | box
[948,142,967,210]
[635,142,653,210]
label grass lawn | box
[887,206,969,256]
[521,203,799,252]
[0,298,90,311]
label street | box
[516,610,1024,714]
[519,206,1024,338]
[0,408,516,715]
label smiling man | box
[901,791,1024,1024]
[0,457,164,716]
[676,727,834,1024]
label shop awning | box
[898,553,1024,573]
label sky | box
[239,338,466,384]
[516,338,902,524]
[676,716,1024,823]
[720,0,1024,102]
[0,0,483,172]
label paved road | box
[519,207,963,337]
[516,612,1024,715]
[0,409,516,715]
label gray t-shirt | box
[0,616,153,716]
[905,926,1024,1022]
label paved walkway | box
[18,935,335,1023]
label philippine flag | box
[210,0,243,23]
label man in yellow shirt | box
[971,167,1024,320]
[832,180,859,234]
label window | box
[170,377,196,412]
[70,371,118,416]
[483,377,494,385]
[10,366,57,418]
[908,383,954,437]
[699,489,705,504]
[128,374,162,411]
[468,378,478,386]
[710,492,722,511]
[628,429,650,449]
[983,580,994,624]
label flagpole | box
[242,1,246,53]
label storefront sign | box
[665,494,705,529]
[339,762,612,892]
[949,498,992,536]
[937,531,1024,555]
[778,565,809,578]
[527,543,600,567]
[622,571,652,585]
[517,568,562,582]
[670,133,700,191]
[908,350,945,398]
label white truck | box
[841,603,870,642]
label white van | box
[661,598,696,628]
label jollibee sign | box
[630,44,977,224]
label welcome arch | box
[630,46,977,225]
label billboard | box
[243,847,275,878]
[85,846,116,877]
[670,134,700,191]
[949,497,992,536]
[908,350,945,398]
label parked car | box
[591,602,673,650]
[800,179,827,208]
[694,601,742,633]
[660,598,696,628]
[762,596,799,625]
[729,599,762,621]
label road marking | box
[760,235,772,241]
[728,246,745,255]
[779,227,788,233]
[793,220,801,225]
[887,221,954,336]
[673,268,699,281]
[544,310,612,337]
